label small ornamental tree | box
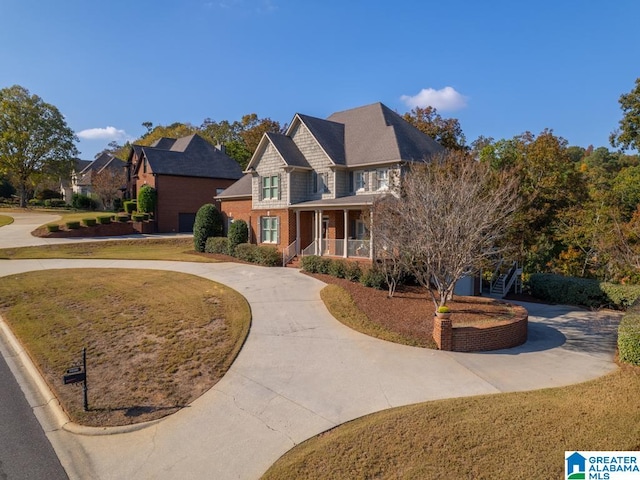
[193,203,223,252]
[228,219,249,253]
[137,185,156,214]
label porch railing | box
[282,239,298,267]
[300,239,370,259]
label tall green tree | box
[0,85,78,206]
[610,77,640,151]
[403,106,466,150]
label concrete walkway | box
[0,213,622,479]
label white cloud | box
[76,126,129,141]
[400,86,468,111]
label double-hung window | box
[312,171,328,194]
[260,216,279,244]
[262,175,279,200]
[354,170,367,192]
[376,168,389,190]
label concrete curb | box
[0,314,164,436]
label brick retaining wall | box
[433,304,528,352]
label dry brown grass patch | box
[0,268,250,426]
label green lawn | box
[0,215,14,227]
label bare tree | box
[92,167,126,211]
[372,150,519,308]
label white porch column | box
[295,210,301,254]
[369,208,374,260]
[343,209,348,258]
[318,209,323,256]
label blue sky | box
[1,0,638,159]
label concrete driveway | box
[0,213,622,479]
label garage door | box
[178,213,196,233]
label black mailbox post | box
[62,348,88,411]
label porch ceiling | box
[291,194,377,209]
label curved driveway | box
[0,213,622,479]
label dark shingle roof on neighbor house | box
[215,173,252,199]
[76,153,124,186]
[137,134,243,180]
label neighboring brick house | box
[126,134,243,233]
[216,102,444,262]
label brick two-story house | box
[217,102,444,262]
[127,133,243,233]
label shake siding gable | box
[290,122,335,200]
[290,170,308,203]
[252,143,287,209]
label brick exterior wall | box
[433,304,528,352]
[137,174,236,233]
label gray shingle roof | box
[76,153,124,186]
[327,102,444,166]
[295,114,346,165]
[136,134,243,180]
[265,132,311,168]
[215,173,252,199]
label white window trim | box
[376,168,389,191]
[260,216,279,244]
[354,170,367,192]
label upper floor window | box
[312,171,328,194]
[376,168,389,190]
[261,175,279,200]
[354,170,367,192]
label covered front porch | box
[285,195,375,264]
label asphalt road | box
[0,352,68,480]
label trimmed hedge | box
[46,224,60,232]
[255,246,280,267]
[66,221,81,230]
[132,214,145,222]
[301,255,367,284]
[234,243,257,263]
[82,218,96,227]
[205,237,230,255]
[193,203,223,253]
[124,200,137,214]
[97,215,112,225]
[116,215,128,223]
[137,185,156,214]
[360,265,387,290]
[228,220,249,253]
[528,273,640,309]
[618,308,640,366]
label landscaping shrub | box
[344,261,363,282]
[256,246,280,266]
[36,189,61,201]
[193,203,223,252]
[49,199,67,208]
[97,215,112,225]
[116,215,129,223]
[234,243,258,263]
[360,266,387,290]
[228,220,249,254]
[132,214,145,222]
[317,257,332,274]
[205,237,230,255]
[328,259,347,278]
[137,185,156,214]
[113,198,123,212]
[124,200,137,214]
[618,306,640,365]
[528,273,640,309]
[142,213,150,221]
[28,198,43,206]
[71,193,97,210]
[46,224,60,232]
[82,218,97,227]
[301,255,321,273]
[66,221,81,230]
